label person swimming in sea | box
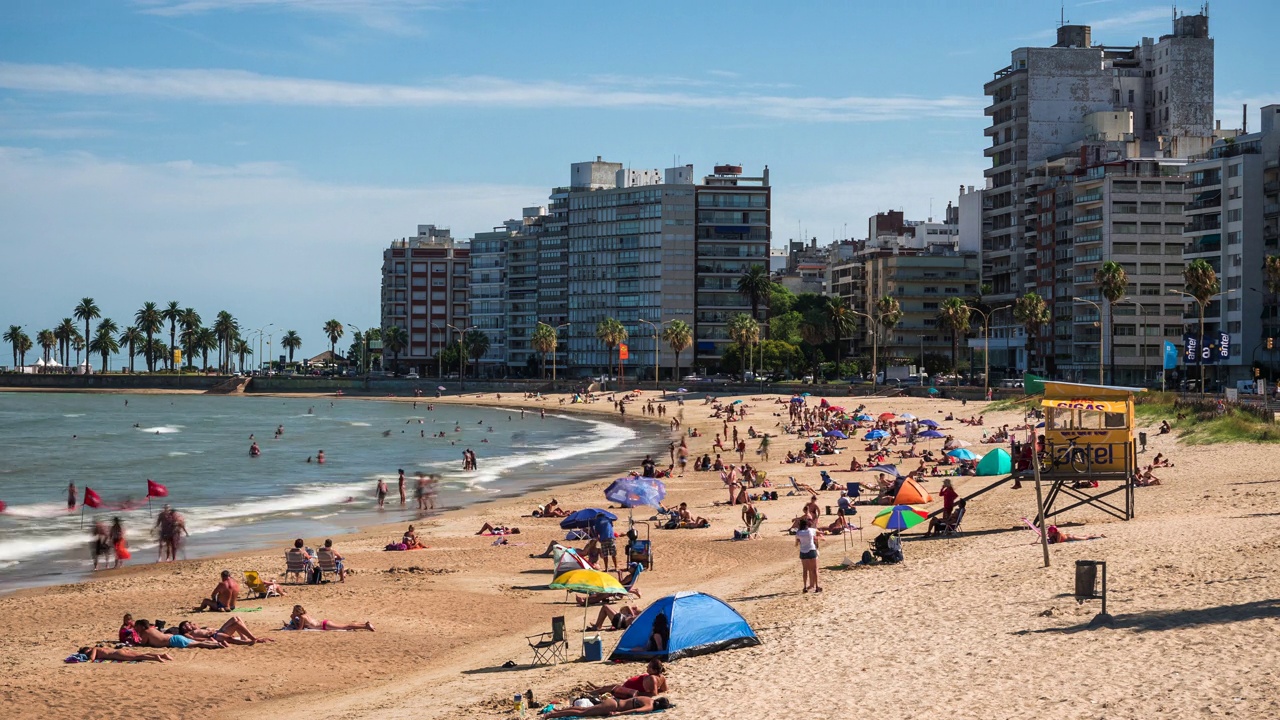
[250,442,261,457]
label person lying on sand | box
[173,617,273,646]
[476,523,520,535]
[543,696,672,717]
[134,619,224,649]
[287,605,374,632]
[586,659,668,699]
[585,603,641,632]
[1047,526,1105,544]
[75,645,174,663]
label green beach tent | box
[975,447,1012,476]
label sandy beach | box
[2,388,1278,720]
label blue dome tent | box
[609,591,759,662]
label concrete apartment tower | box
[380,225,470,376]
[982,9,1214,363]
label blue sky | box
[1,0,1275,362]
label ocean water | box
[0,392,660,592]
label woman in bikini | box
[77,645,174,663]
[543,696,671,718]
[596,659,668,699]
[288,605,374,632]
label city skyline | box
[1,0,1276,358]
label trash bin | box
[1074,560,1100,601]
[1138,432,1148,450]
[582,635,603,661]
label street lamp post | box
[538,321,571,388]
[637,318,670,391]
[848,309,878,392]
[1072,297,1105,385]
[253,323,273,375]
[966,304,1012,399]
[1170,288,1238,397]
[445,324,476,391]
[345,322,370,390]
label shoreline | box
[0,390,672,596]
[3,390,1278,720]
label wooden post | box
[1032,443,1051,568]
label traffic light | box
[1255,366,1262,378]
[1268,337,1275,351]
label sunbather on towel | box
[588,659,668,698]
[1047,526,1105,544]
[173,617,273,646]
[134,619,224,650]
[476,523,520,535]
[543,696,671,717]
[74,645,173,663]
[585,603,641,632]
[287,605,374,632]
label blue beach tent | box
[609,591,760,662]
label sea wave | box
[1,502,72,519]
[168,451,189,457]
[347,422,372,427]
[63,413,86,418]
[137,426,182,434]
[197,482,367,522]
[444,413,636,487]
[0,534,86,563]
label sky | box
[1,0,1276,363]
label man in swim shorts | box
[134,619,224,649]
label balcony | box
[1266,204,1280,218]
[1186,234,1222,254]
[1186,175,1222,190]
[1185,194,1221,212]
[1075,212,1103,225]
[1075,192,1103,205]
[1076,232,1102,244]
[1184,217,1222,234]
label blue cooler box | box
[582,635,603,661]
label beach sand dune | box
[2,390,1279,719]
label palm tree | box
[134,302,163,371]
[1094,260,1129,385]
[162,301,183,370]
[736,265,774,331]
[825,296,856,366]
[89,324,120,373]
[323,320,344,361]
[55,317,77,366]
[1013,292,1051,374]
[213,311,238,373]
[874,295,903,384]
[194,327,218,371]
[72,333,86,367]
[662,320,693,382]
[3,325,23,368]
[36,329,55,367]
[1184,258,1220,395]
[530,323,558,379]
[232,338,253,373]
[281,330,302,365]
[936,297,971,376]
[118,327,143,373]
[16,332,31,367]
[73,297,101,368]
[728,313,761,381]
[382,326,408,373]
[143,338,168,372]
[179,308,202,368]
[595,317,628,390]
[464,329,490,376]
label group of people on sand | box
[89,517,131,570]
[73,610,277,663]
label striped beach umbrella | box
[872,505,929,531]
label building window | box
[1228,163,1242,178]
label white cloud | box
[0,147,541,358]
[1021,6,1170,41]
[0,63,984,123]
[133,0,454,35]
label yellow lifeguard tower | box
[1034,381,1144,522]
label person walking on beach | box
[397,469,407,505]
[109,517,131,568]
[376,478,387,508]
[795,519,822,593]
[593,511,618,575]
[414,472,427,510]
[67,482,77,511]
[90,520,109,570]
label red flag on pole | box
[83,487,102,509]
[147,479,168,498]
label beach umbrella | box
[900,412,916,420]
[824,430,848,439]
[854,414,873,421]
[437,385,446,391]
[864,429,888,440]
[918,419,939,428]
[927,388,940,395]
[869,464,901,477]
[790,397,805,403]
[917,429,946,439]
[872,505,929,531]
[878,412,895,421]
[604,476,667,509]
[946,448,981,461]
[550,568,627,595]
[731,399,744,405]
[676,388,688,393]
[559,508,618,530]
[828,406,845,413]
[819,398,829,407]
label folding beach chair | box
[316,548,342,581]
[242,571,280,599]
[527,616,569,666]
[283,549,311,584]
[845,482,862,501]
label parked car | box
[406,370,420,379]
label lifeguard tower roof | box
[1042,381,1148,399]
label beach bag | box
[308,566,323,584]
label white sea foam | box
[137,426,182,434]
[347,422,372,427]
[0,560,18,570]
[444,413,636,487]
[198,482,367,522]
[0,533,86,563]
[1,502,72,519]
[167,451,189,457]
[63,413,85,418]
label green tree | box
[281,330,302,365]
[1184,258,1220,394]
[825,296,856,365]
[213,311,238,373]
[758,339,804,376]
[464,329,490,375]
[194,327,218,371]
[179,308,202,367]
[118,326,143,373]
[232,338,253,373]
[383,326,408,373]
[89,322,121,373]
[531,323,558,379]
[72,333,86,367]
[323,320,344,361]
[936,297,972,375]
[73,297,100,370]
[36,329,55,367]
[134,302,163,372]
[1014,291,1051,373]
[769,284,797,317]
[769,311,804,346]
[736,265,774,331]
[16,332,31,367]
[595,317,628,389]
[662,319,693,382]
[1095,260,1129,384]
[728,313,761,381]
[162,301,182,370]
[55,317,77,366]
[3,325,23,368]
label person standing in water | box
[67,482,77,511]
[376,478,388,508]
[316,450,325,464]
[110,517,131,568]
[398,469,406,505]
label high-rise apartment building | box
[983,12,1215,362]
[468,222,515,375]
[1180,104,1280,385]
[380,225,470,375]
